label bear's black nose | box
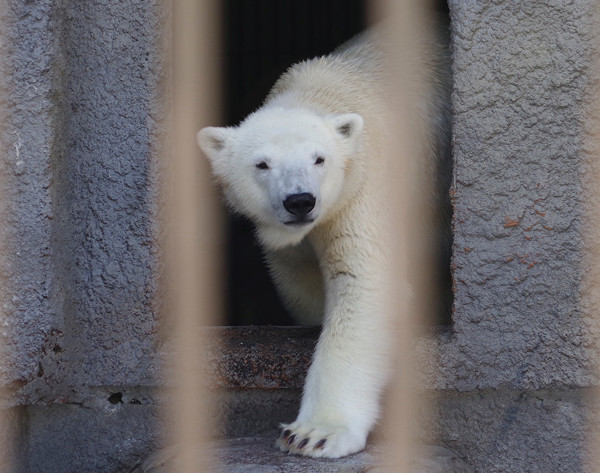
[283,193,316,218]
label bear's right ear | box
[197,127,231,165]
[328,113,364,141]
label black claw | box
[298,438,309,449]
[281,429,291,440]
[314,438,327,450]
[287,434,296,446]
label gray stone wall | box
[0,1,167,471]
[447,0,598,392]
[431,1,600,471]
[0,0,65,394]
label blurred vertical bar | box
[0,7,14,473]
[169,0,221,472]
[0,411,15,473]
[368,1,432,471]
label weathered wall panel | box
[447,0,597,391]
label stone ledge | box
[19,320,593,408]
[206,326,320,390]
[133,433,473,473]
[8,325,450,407]
[205,325,452,391]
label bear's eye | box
[255,161,269,170]
[314,156,325,166]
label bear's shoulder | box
[265,31,385,115]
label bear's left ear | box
[327,113,364,142]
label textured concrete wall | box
[0,0,166,400]
[50,0,166,390]
[446,0,597,391]
[0,1,167,471]
[0,0,65,394]
[433,1,600,471]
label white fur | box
[198,26,448,458]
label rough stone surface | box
[133,434,472,473]
[0,1,168,470]
[0,0,65,393]
[26,404,161,473]
[46,0,167,390]
[0,0,168,406]
[428,388,599,473]
[444,0,600,392]
[432,2,600,470]
[213,389,301,438]
[214,435,380,473]
[206,326,318,389]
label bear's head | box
[198,107,363,249]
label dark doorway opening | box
[221,1,368,325]
[219,1,452,326]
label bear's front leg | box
[276,264,392,458]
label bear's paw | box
[276,420,367,458]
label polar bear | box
[198,24,451,458]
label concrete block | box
[446,0,600,391]
[26,403,161,473]
[0,0,66,392]
[214,389,301,438]
[0,0,168,405]
[428,388,597,473]
[48,0,167,389]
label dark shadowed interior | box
[220,1,451,326]
[221,0,367,325]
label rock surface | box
[132,434,472,473]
